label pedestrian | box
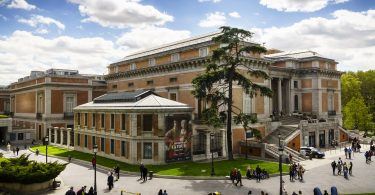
[235,169,243,186]
[337,162,342,175]
[323,190,328,195]
[76,186,86,195]
[230,168,237,183]
[299,190,302,194]
[298,164,305,181]
[65,186,76,195]
[7,143,11,152]
[12,147,16,156]
[139,163,144,180]
[114,165,120,181]
[143,166,148,182]
[87,187,94,195]
[349,162,353,175]
[292,192,297,195]
[289,153,293,163]
[343,163,348,179]
[289,164,294,181]
[35,149,39,156]
[331,160,336,175]
[344,147,348,159]
[107,172,114,190]
[158,189,163,195]
[256,165,261,182]
[91,156,96,169]
[348,148,352,159]
[68,155,72,163]
[248,190,252,195]
[163,189,168,195]
[16,146,19,156]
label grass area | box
[31,145,289,177]
[0,114,8,118]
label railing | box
[64,112,74,119]
[328,110,336,116]
[36,113,42,120]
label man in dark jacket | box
[107,172,114,190]
[114,165,120,181]
[65,187,76,195]
[139,163,144,180]
[235,169,243,186]
[256,165,261,182]
[331,160,337,175]
[143,166,148,182]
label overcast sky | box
[0,0,374,85]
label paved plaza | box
[1,145,374,195]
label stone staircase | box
[263,125,298,145]
[265,144,306,163]
[279,116,301,125]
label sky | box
[0,0,374,85]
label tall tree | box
[343,97,372,133]
[357,70,375,121]
[192,26,272,160]
[341,73,361,106]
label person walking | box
[337,162,342,175]
[107,172,114,190]
[162,189,168,195]
[12,147,16,156]
[256,165,261,182]
[65,187,76,195]
[289,164,294,181]
[139,163,144,180]
[348,148,352,159]
[331,160,337,175]
[349,162,353,175]
[91,156,96,169]
[114,164,120,181]
[158,189,163,195]
[344,147,348,159]
[143,166,148,182]
[16,146,19,156]
[298,164,305,181]
[35,148,39,156]
[235,169,243,186]
[76,186,86,195]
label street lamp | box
[245,130,252,159]
[278,133,284,195]
[93,144,98,195]
[44,136,49,163]
[210,132,215,176]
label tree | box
[357,70,375,122]
[343,97,372,133]
[192,26,272,160]
[341,73,361,106]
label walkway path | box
[1,145,374,195]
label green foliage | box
[0,114,8,119]
[0,154,66,184]
[343,97,372,132]
[192,26,272,160]
[341,73,362,106]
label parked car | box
[300,146,325,158]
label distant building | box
[2,69,106,145]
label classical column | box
[206,132,211,158]
[278,78,283,113]
[48,128,52,144]
[315,130,319,148]
[67,128,71,147]
[54,127,58,144]
[60,127,64,145]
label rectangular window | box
[100,137,105,152]
[130,63,136,70]
[143,142,152,159]
[171,53,180,62]
[77,134,81,146]
[84,113,88,126]
[77,113,81,125]
[121,141,126,157]
[110,139,115,154]
[328,93,334,111]
[66,96,74,112]
[243,93,252,114]
[112,84,117,89]
[169,93,177,101]
[246,131,254,139]
[92,113,96,127]
[148,58,156,66]
[101,113,105,128]
[294,81,298,89]
[17,133,24,140]
[121,114,126,131]
[143,114,153,131]
[92,136,96,146]
[84,135,88,147]
[115,66,118,73]
[110,114,115,129]
[147,80,153,85]
[128,82,134,87]
[199,47,208,57]
[169,77,177,83]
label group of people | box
[139,163,149,182]
[65,186,95,195]
[331,157,353,179]
[158,189,168,195]
[229,168,243,186]
[245,165,269,180]
[351,137,362,153]
[288,163,305,182]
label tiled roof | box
[265,50,325,60]
[93,90,152,103]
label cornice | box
[269,66,342,78]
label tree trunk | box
[227,67,234,160]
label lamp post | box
[210,132,215,176]
[44,136,49,163]
[278,133,284,195]
[245,130,251,159]
[93,144,98,195]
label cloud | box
[18,15,66,30]
[229,12,241,18]
[68,0,173,28]
[198,0,221,3]
[0,30,124,85]
[35,28,48,34]
[7,0,36,10]
[251,9,375,71]
[116,26,191,51]
[259,0,349,12]
[199,12,226,28]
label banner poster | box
[165,115,192,162]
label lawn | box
[31,145,289,177]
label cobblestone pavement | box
[1,144,374,195]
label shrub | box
[0,154,67,184]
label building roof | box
[265,50,328,61]
[75,90,192,112]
